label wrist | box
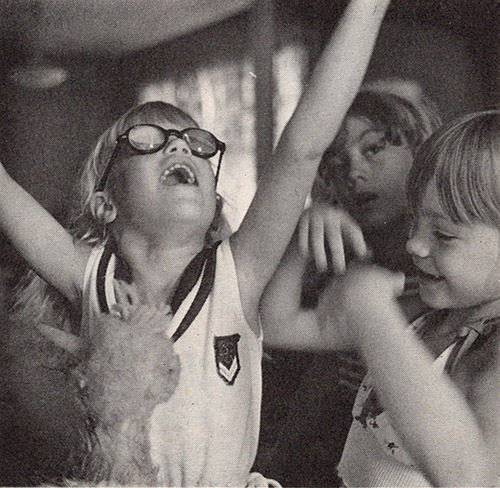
[349,298,400,344]
[348,0,391,20]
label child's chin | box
[418,289,449,310]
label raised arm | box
[341,264,500,486]
[232,0,391,321]
[260,203,367,349]
[0,163,88,302]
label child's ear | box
[90,192,117,224]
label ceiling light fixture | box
[8,1,68,89]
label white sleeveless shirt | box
[81,239,263,487]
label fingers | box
[310,209,328,272]
[340,217,368,261]
[300,204,368,274]
[133,305,166,326]
[343,262,405,303]
[298,210,311,259]
[113,280,143,320]
[323,212,347,274]
[114,279,140,306]
[110,299,170,332]
[110,302,128,320]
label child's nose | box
[166,136,191,155]
[406,232,429,258]
[347,153,369,182]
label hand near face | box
[316,261,404,349]
[298,202,369,274]
[344,261,404,302]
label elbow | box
[275,131,326,164]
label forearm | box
[235,0,391,299]
[276,0,391,160]
[352,302,492,486]
[260,235,351,351]
[315,281,355,351]
[0,163,85,300]
[260,236,321,349]
[257,0,392,227]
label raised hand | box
[298,202,368,274]
[317,261,404,349]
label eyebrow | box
[420,209,454,224]
[357,129,384,143]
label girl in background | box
[264,110,500,486]
[260,80,440,485]
[337,109,500,486]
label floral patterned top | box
[350,313,454,466]
[350,308,500,467]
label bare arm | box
[232,0,390,326]
[259,232,322,350]
[261,204,366,349]
[260,241,356,351]
[0,163,88,302]
[343,264,499,486]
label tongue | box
[163,171,189,186]
[163,174,182,186]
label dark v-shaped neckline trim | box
[96,241,221,342]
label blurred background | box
[0,0,498,249]
[0,0,498,484]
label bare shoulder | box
[455,320,500,382]
[454,320,500,439]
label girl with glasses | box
[1,0,390,485]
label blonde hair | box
[408,110,500,227]
[12,101,225,337]
[312,80,441,203]
[6,101,229,481]
[71,101,199,245]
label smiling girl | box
[334,110,500,486]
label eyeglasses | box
[95,124,226,192]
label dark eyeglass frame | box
[95,124,226,193]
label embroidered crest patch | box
[214,334,241,385]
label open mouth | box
[160,164,198,186]
[353,191,378,207]
[415,267,443,284]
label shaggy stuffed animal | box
[73,298,180,486]
[2,281,180,486]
